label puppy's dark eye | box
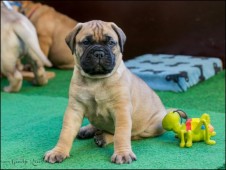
[82,39,90,46]
[107,40,116,47]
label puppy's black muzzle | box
[80,45,115,75]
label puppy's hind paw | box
[94,130,106,147]
[77,126,97,139]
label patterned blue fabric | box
[125,54,223,92]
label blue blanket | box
[125,54,223,92]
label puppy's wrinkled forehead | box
[78,20,117,42]
[87,21,104,41]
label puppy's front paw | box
[111,151,137,164]
[43,149,69,164]
[3,86,13,93]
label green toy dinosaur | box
[162,110,216,147]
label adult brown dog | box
[44,20,167,164]
[1,6,52,92]
[16,1,77,69]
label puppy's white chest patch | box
[95,100,110,117]
[75,84,115,133]
[85,97,115,133]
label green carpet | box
[1,69,225,169]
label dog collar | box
[27,5,40,19]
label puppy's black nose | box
[94,51,105,59]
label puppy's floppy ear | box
[111,23,126,53]
[65,23,83,54]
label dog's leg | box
[94,130,114,147]
[138,119,166,138]
[57,64,75,70]
[77,124,98,139]
[26,54,48,86]
[44,105,84,163]
[110,103,137,164]
[32,66,48,86]
[38,36,52,57]
[16,59,24,71]
[4,70,22,92]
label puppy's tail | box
[13,18,52,67]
